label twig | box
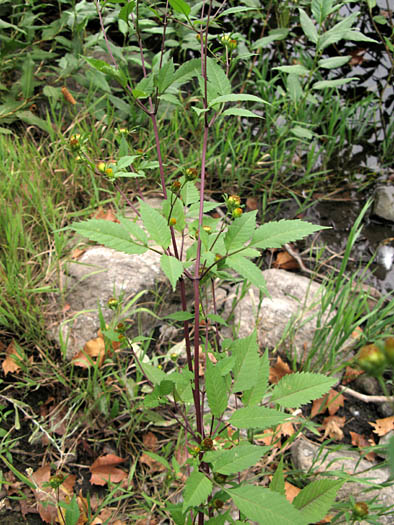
[338,385,394,404]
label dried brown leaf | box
[71,248,86,260]
[90,454,127,486]
[342,366,364,385]
[2,341,22,376]
[273,251,299,270]
[269,357,292,384]
[311,389,345,418]
[284,481,301,503]
[321,416,346,441]
[92,207,119,223]
[143,432,158,452]
[246,197,258,211]
[349,431,376,461]
[31,465,57,523]
[139,452,166,473]
[369,416,394,437]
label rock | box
[378,402,394,418]
[55,246,170,359]
[223,269,357,364]
[292,437,394,524]
[353,375,380,396]
[373,186,394,222]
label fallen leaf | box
[273,251,299,270]
[71,248,86,260]
[143,432,158,452]
[246,197,258,211]
[369,416,394,437]
[31,465,57,523]
[72,334,107,368]
[349,431,376,461]
[135,518,159,525]
[321,416,346,441]
[90,454,127,486]
[349,48,366,67]
[285,481,301,503]
[269,357,293,384]
[139,452,166,473]
[342,366,364,385]
[311,389,345,418]
[2,340,22,376]
[92,207,119,223]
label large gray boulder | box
[223,269,350,364]
[56,246,169,359]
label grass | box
[0,109,393,522]
[0,1,393,521]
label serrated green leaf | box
[139,198,171,249]
[206,57,231,96]
[242,351,269,407]
[165,311,194,321]
[70,219,147,254]
[231,331,260,392]
[205,358,227,418]
[225,211,257,251]
[291,126,315,139]
[156,59,176,93]
[183,470,212,512]
[221,108,263,118]
[293,480,343,523]
[273,65,310,75]
[230,406,289,430]
[162,191,186,232]
[181,181,200,206]
[172,58,200,86]
[210,93,268,106]
[343,30,378,44]
[226,256,267,293]
[270,373,336,408]
[206,313,227,326]
[204,444,270,475]
[318,56,351,69]
[142,363,167,384]
[64,495,80,525]
[160,255,184,291]
[287,73,303,102]
[251,219,327,249]
[117,216,148,244]
[16,111,52,134]
[317,12,359,49]
[270,456,285,495]
[228,485,307,525]
[299,8,318,44]
[312,78,358,89]
[169,0,191,16]
[252,28,289,49]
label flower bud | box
[107,297,119,310]
[69,134,81,149]
[228,194,241,206]
[201,437,214,451]
[232,207,243,219]
[185,168,198,181]
[202,225,211,234]
[171,180,181,191]
[169,217,177,226]
[352,502,369,519]
[356,344,386,377]
[97,162,106,173]
[105,167,114,179]
[384,337,394,366]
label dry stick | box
[338,385,394,404]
